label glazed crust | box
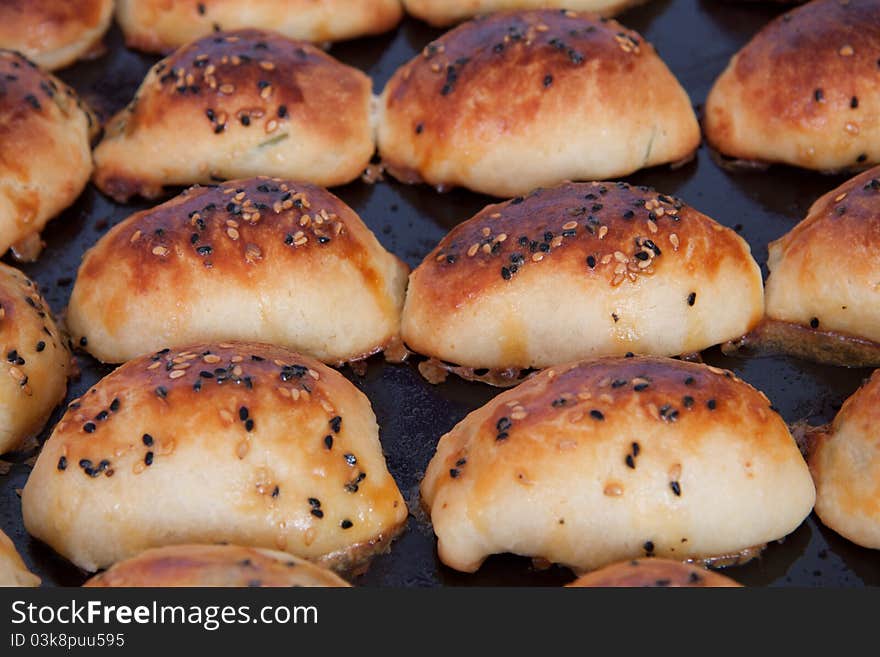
[0,50,97,260]
[809,370,880,549]
[567,558,740,587]
[22,342,408,573]
[116,0,403,53]
[421,356,815,573]
[401,182,763,372]
[704,0,880,171]
[377,10,700,197]
[403,0,649,26]
[764,167,880,350]
[0,0,113,70]
[0,263,70,455]
[92,30,374,202]
[0,529,39,587]
[67,178,408,365]
[85,544,350,587]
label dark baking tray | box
[1,0,878,587]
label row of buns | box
[3,342,879,587]
[0,163,876,461]
[0,0,663,71]
[3,1,879,261]
[0,171,878,581]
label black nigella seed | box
[707,399,717,410]
[625,454,635,469]
[450,468,460,478]
[543,74,553,87]
[341,520,353,529]
[79,459,92,470]
[239,406,249,421]
[311,509,324,518]
[814,88,824,102]
[684,377,695,386]
[683,396,694,408]
[145,452,154,466]
[324,435,333,450]
[634,382,650,392]
[109,398,120,412]
[308,497,321,508]
[277,105,288,118]
[95,411,108,421]
[687,292,696,306]
[330,416,342,433]
[35,341,45,352]
[344,453,357,466]
[142,433,153,446]
[80,337,88,347]
[590,410,605,421]
[670,481,681,496]
[244,418,255,432]
[644,541,655,554]
[810,317,820,329]
[57,456,67,471]
[83,422,96,433]
[586,255,596,268]
[496,417,512,433]
[156,386,167,399]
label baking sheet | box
[1,0,878,587]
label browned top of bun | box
[776,166,880,260]
[385,11,653,137]
[416,182,751,313]
[78,178,398,331]
[568,558,741,587]
[447,356,788,464]
[719,0,880,132]
[116,29,367,145]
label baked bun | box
[402,182,763,385]
[84,544,350,587]
[704,0,880,171]
[93,30,374,203]
[760,167,880,365]
[807,370,880,549]
[421,356,815,573]
[0,50,97,261]
[567,558,740,587]
[0,0,113,70]
[403,1,648,26]
[116,0,403,53]
[377,10,700,197]
[0,529,39,587]
[0,263,70,455]
[22,342,407,573]
[67,178,408,365]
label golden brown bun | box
[22,342,408,573]
[0,50,97,260]
[809,370,880,549]
[117,0,403,53]
[403,0,648,26]
[0,0,113,70]
[0,529,39,587]
[85,544,351,587]
[0,263,70,455]
[377,10,700,197]
[421,356,815,573]
[93,30,374,203]
[704,0,880,171]
[567,558,740,587]
[67,178,408,365]
[765,167,880,347]
[402,182,763,373]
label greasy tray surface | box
[2,0,879,587]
